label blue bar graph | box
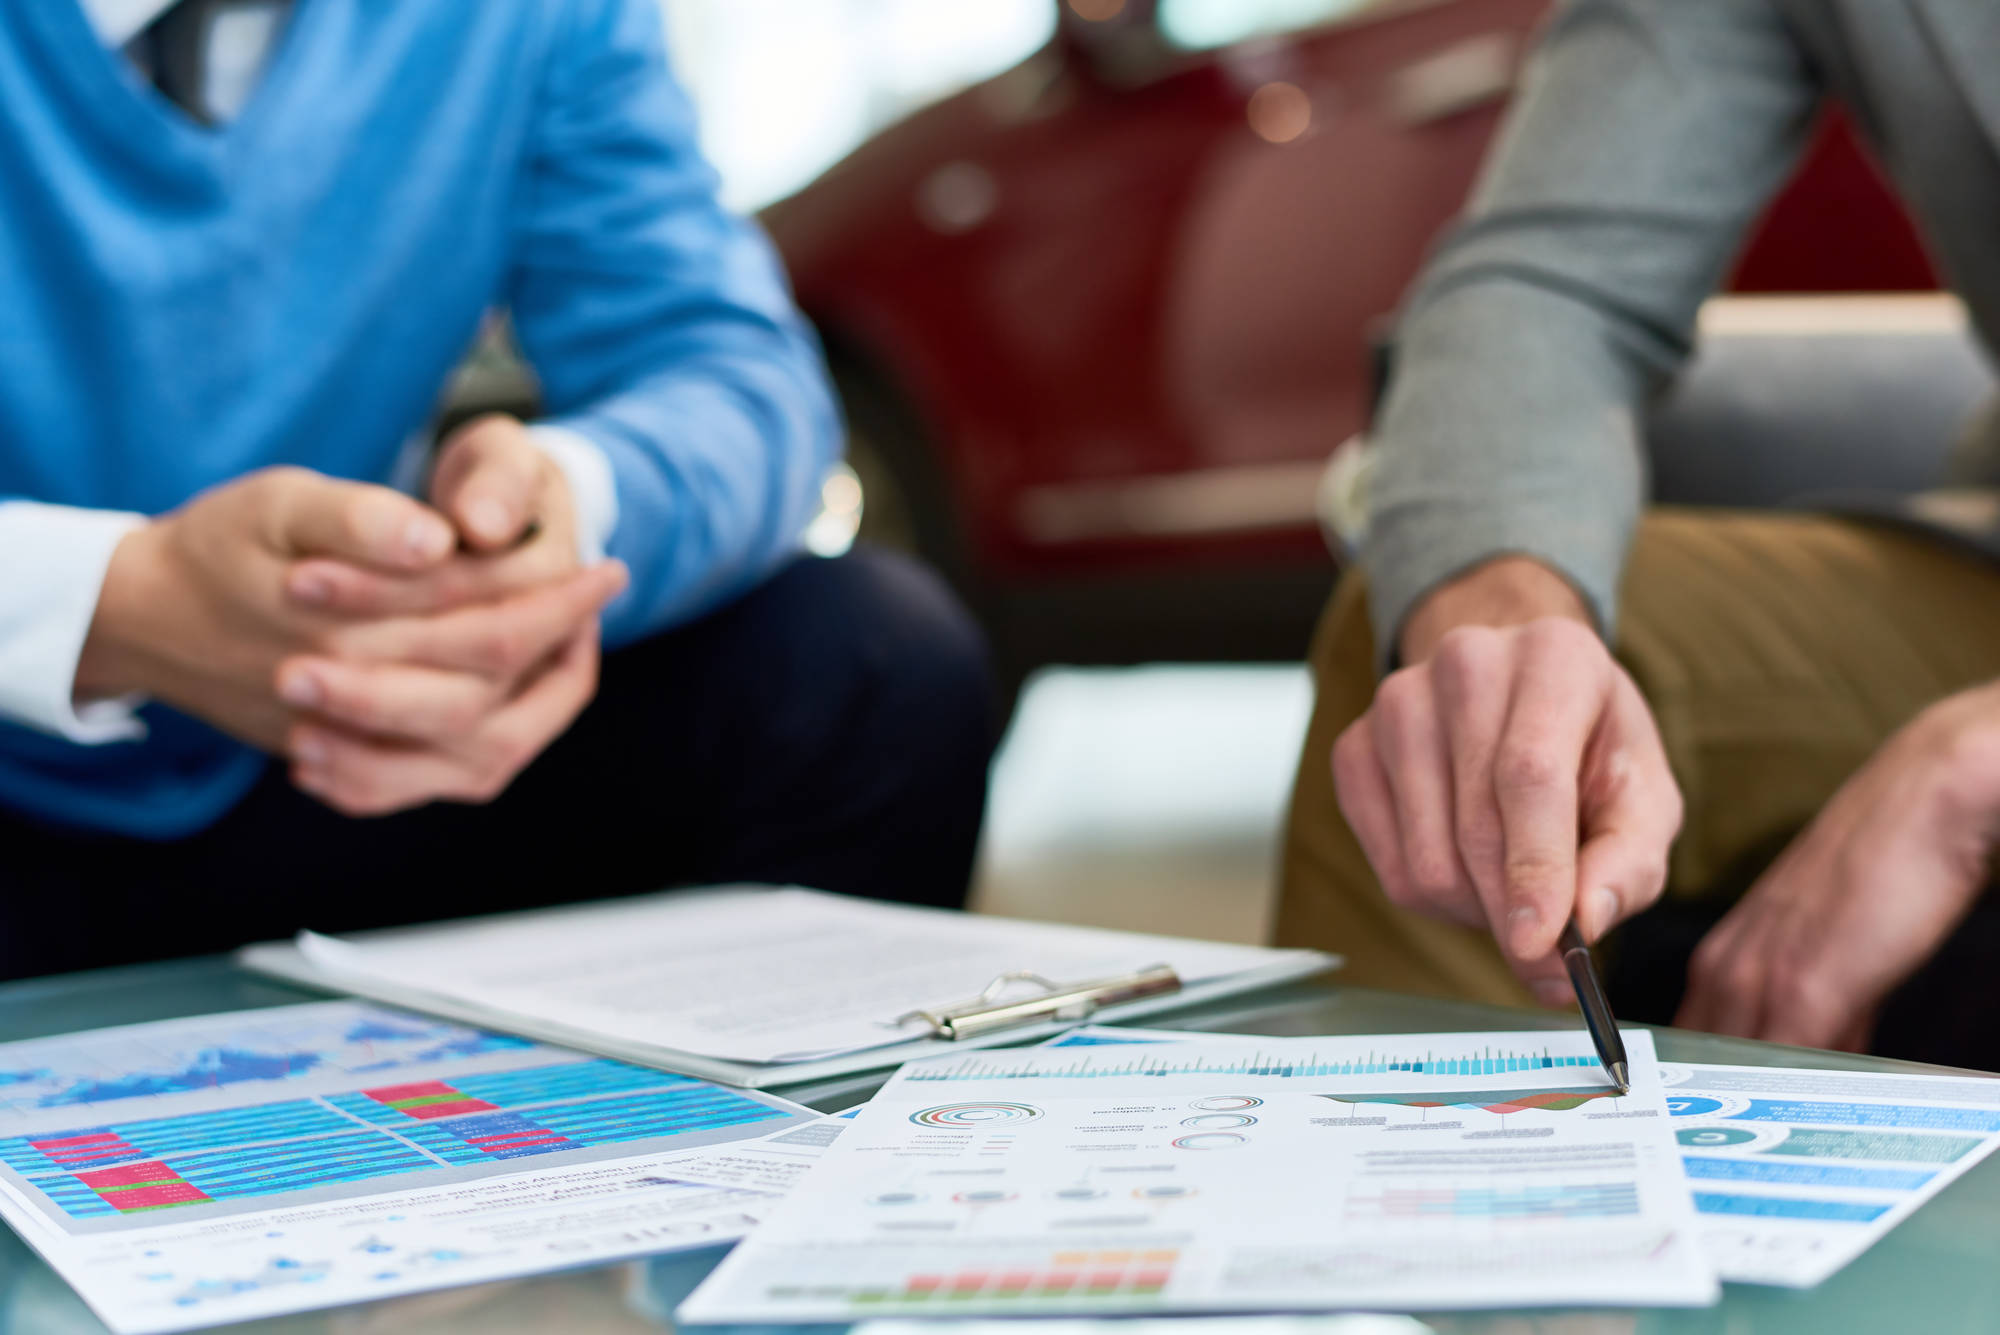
[1695,1193,1889,1223]
[1,1101,355,1176]
[172,1131,436,1199]
[1726,1100,2000,1133]
[323,1061,696,1126]
[909,1047,1596,1083]
[1682,1157,1936,1191]
[395,1085,788,1165]
[9,1057,792,1222]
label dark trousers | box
[1610,863,2000,1073]
[0,548,997,981]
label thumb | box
[434,416,545,551]
[1572,676,1681,941]
[268,473,455,573]
[1573,824,1672,942]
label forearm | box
[1365,280,1652,659]
[1361,0,1820,663]
[508,0,842,644]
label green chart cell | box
[1765,1127,1981,1164]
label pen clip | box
[897,965,1182,1041]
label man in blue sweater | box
[0,0,995,979]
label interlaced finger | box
[329,562,625,683]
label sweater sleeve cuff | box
[0,502,150,744]
[1361,504,1623,673]
[527,424,621,565]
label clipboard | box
[240,886,1339,1087]
[898,965,1182,1040]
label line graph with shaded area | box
[1322,1088,1624,1116]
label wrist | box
[1399,556,1594,664]
[526,424,609,564]
[75,522,169,703]
[1909,683,2000,825]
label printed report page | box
[680,1029,1717,1322]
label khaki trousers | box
[1276,509,2000,1008]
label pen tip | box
[1611,1061,1630,1094]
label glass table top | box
[0,958,1991,1334]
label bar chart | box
[907,1046,1603,1083]
[764,1248,1182,1311]
[4,1058,793,1221]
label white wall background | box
[661,0,1056,212]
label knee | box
[847,546,996,740]
[1281,567,1385,898]
[1308,567,1383,728]
[765,547,998,766]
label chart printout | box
[1048,1029,2000,1288]
[0,1001,830,1334]
[1663,1061,2000,1286]
[678,1030,1717,1322]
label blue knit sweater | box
[0,0,839,837]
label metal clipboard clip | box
[897,964,1182,1041]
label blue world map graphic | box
[0,1008,530,1114]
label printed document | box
[678,1030,1717,1321]
[1664,1061,2000,1286]
[240,886,1333,1085]
[0,1001,842,1334]
[1048,1027,2000,1288]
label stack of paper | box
[15,999,1992,1329]
[679,1029,1721,1320]
[240,886,1334,1087]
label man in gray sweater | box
[1276,0,2000,1059]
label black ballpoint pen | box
[1559,919,1630,1094]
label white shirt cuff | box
[0,502,150,745]
[527,425,620,565]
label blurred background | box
[467,0,1958,944]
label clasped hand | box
[78,416,627,816]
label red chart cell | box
[362,1080,500,1121]
[75,1160,212,1213]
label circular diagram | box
[1181,1113,1257,1129]
[953,1189,1018,1205]
[1172,1132,1248,1151]
[1666,1096,1727,1118]
[1667,1093,1754,1119]
[1670,1115,1785,1153]
[1676,1126,1758,1149]
[1189,1096,1263,1112]
[910,1102,1044,1129]
[1134,1184,1197,1200]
